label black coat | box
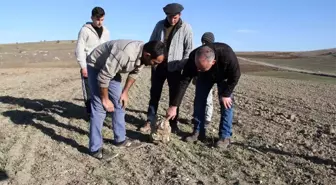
[171,42,241,106]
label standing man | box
[75,7,110,119]
[166,43,241,149]
[192,32,215,127]
[139,3,193,133]
[87,39,165,159]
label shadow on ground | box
[0,96,152,152]
[233,142,336,167]
[0,170,9,181]
[0,96,87,120]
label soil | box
[0,42,335,185]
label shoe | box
[139,121,151,133]
[204,120,211,127]
[185,131,206,142]
[171,125,180,134]
[185,132,199,142]
[114,138,142,148]
[215,138,231,149]
[90,148,117,160]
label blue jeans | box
[87,66,126,152]
[193,77,234,139]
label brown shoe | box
[139,121,151,133]
[114,138,142,148]
[215,138,231,149]
[185,132,200,142]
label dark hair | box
[92,7,105,18]
[143,41,166,58]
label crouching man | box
[87,39,165,159]
[166,43,241,149]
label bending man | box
[166,43,241,149]
[87,40,165,159]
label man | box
[87,39,165,159]
[166,43,241,149]
[192,32,215,127]
[75,7,110,119]
[140,3,193,133]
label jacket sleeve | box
[177,24,194,70]
[149,21,161,41]
[220,48,241,97]
[171,51,197,107]
[128,65,144,80]
[183,24,193,59]
[75,27,88,69]
[97,48,128,88]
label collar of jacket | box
[135,44,144,67]
[164,18,182,29]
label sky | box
[0,0,335,51]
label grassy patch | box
[248,56,336,74]
[249,70,336,84]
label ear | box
[211,59,216,65]
[144,52,151,58]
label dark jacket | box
[171,42,241,107]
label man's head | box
[201,32,215,45]
[91,7,105,28]
[141,41,166,66]
[163,3,184,26]
[195,45,216,72]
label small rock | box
[299,129,306,134]
[289,114,296,121]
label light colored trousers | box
[205,87,213,122]
[193,78,213,122]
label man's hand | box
[119,92,128,109]
[221,97,232,109]
[81,68,88,78]
[166,106,178,120]
[102,98,114,112]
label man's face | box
[195,56,215,72]
[166,13,180,26]
[142,53,165,66]
[91,16,104,28]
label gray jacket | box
[149,19,193,71]
[75,23,110,69]
[87,40,144,88]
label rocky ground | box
[0,62,335,184]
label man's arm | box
[183,24,194,60]
[171,51,197,107]
[97,49,127,100]
[177,24,194,71]
[220,47,241,97]
[123,65,143,94]
[75,28,88,69]
[149,22,161,41]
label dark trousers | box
[147,63,181,129]
[80,69,91,115]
